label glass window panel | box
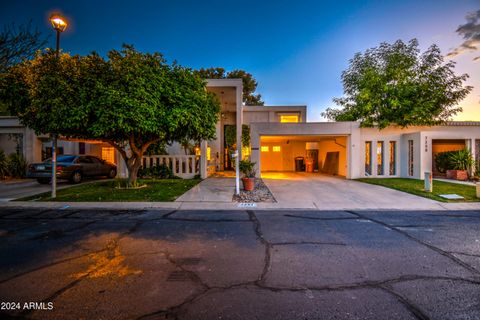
[365,141,372,176]
[389,141,396,175]
[408,140,414,176]
[101,147,115,164]
[279,115,299,123]
[377,141,384,175]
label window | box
[78,156,93,164]
[279,115,299,123]
[79,142,85,155]
[273,146,281,152]
[377,141,384,175]
[365,141,372,176]
[389,141,396,175]
[261,146,269,152]
[44,147,64,160]
[207,147,211,161]
[408,140,414,176]
[101,147,115,164]
[88,156,102,164]
[56,155,76,163]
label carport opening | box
[260,135,347,177]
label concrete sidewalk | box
[1,175,480,211]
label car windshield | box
[44,155,77,163]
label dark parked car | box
[28,155,117,184]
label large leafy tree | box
[322,39,473,128]
[1,45,220,185]
[196,67,264,105]
[0,21,49,115]
[0,21,48,72]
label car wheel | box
[70,171,82,184]
[108,168,117,179]
[37,178,51,184]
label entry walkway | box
[175,177,235,202]
[261,172,452,210]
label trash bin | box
[305,159,314,173]
[295,157,305,172]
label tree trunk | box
[126,154,143,186]
[105,137,161,187]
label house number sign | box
[425,136,428,152]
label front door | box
[224,125,235,170]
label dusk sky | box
[1,0,479,121]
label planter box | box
[446,170,468,181]
[242,177,255,191]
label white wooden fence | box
[142,155,200,179]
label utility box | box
[476,182,480,198]
[424,172,432,192]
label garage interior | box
[260,135,348,176]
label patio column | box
[200,140,208,179]
[469,138,476,176]
[236,84,243,160]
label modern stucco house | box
[1,78,480,181]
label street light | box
[49,13,67,199]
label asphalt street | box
[0,208,479,319]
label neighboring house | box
[1,78,480,180]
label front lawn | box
[18,179,201,202]
[356,178,479,202]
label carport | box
[260,135,348,177]
[249,122,356,179]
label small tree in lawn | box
[322,39,473,129]
[88,46,220,185]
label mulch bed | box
[232,178,276,203]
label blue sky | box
[1,0,479,121]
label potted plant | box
[239,159,256,191]
[446,149,473,181]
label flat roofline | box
[244,105,307,108]
[206,78,242,87]
[445,121,480,126]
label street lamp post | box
[49,14,67,199]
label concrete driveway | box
[261,172,443,210]
[0,179,113,202]
[0,180,74,202]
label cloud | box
[447,9,480,61]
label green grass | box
[18,179,201,202]
[356,178,479,202]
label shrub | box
[435,149,474,173]
[138,164,175,179]
[447,149,474,171]
[475,161,480,178]
[7,153,28,178]
[0,150,9,179]
[435,151,455,173]
[239,159,256,178]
